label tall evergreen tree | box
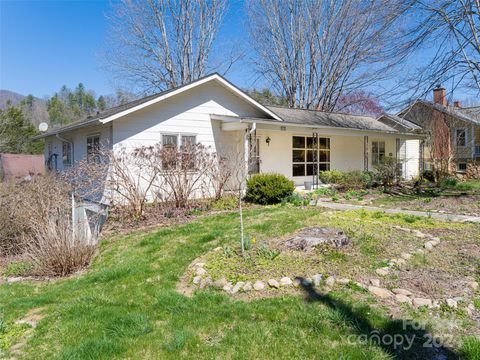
[0,105,43,154]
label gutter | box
[210,113,425,137]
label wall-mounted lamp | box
[266,136,271,146]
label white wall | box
[256,128,419,185]
[44,123,111,171]
[112,81,266,151]
[404,139,420,180]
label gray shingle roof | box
[377,113,422,131]
[265,106,401,132]
[415,100,480,126]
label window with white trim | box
[457,163,467,172]
[456,129,466,147]
[372,141,385,166]
[86,134,100,163]
[292,136,330,176]
[161,134,196,170]
[62,141,72,166]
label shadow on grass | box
[295,277,459,360]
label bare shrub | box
[23,214,95,277]
[105,146,160,218]
[144,142,220,208]
[0,175,98,276]
[0,181,30,255]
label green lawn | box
[1,206,479,359]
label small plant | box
[210,196,238,210]
[245,173,295,205]
[3,260,32,277]
[313,187,337,197]
[422,170,435,182]
[440,177,458,188]
[223,245,234,258]
[244,236,252,251]
[256,243,280,260]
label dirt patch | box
[6,307,47,358]
[283,227,350,251]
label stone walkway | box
[315,201,480,223]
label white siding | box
[112,81,266,152]
[404,139,420,180]
[43,124,111,171]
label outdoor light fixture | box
[266,136,271,146]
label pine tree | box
[0,105,43,154]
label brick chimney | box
[454,100,461,108]
[433,85,447,106]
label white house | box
[35,74,422,190]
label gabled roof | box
[400,100,480,126]
[377,113,422,132]
[34,73,282,139]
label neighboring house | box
[398,87,480,176]
[34,74,422,194]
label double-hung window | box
[292,136,330,176]
[161,134,196,170]
[372,141,385,166]
[86,135,100,163]
[62,141,72,167]
[456,129,466,147]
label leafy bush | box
[313,187,337,197]
[245,173,294,205]
[440,177,458,188]
[318,170,344,184]
[283,192,311,206]
[319,170,376,190]
[209,195,238,210]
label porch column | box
[364,135,369,171]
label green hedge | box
[319,170,376,189]
[245,173,295,205]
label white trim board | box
[99,74,283,125]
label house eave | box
[212,114,425,138]
[32,119,102,140]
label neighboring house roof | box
[34,73,282,139]
[376,113,422,132]
[400,100,480,126]
[264,106,403,133]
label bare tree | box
[401,101,477,181]
[106,0,229,93]
[399,0,480,96]
[247,0,411,111]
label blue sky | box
[0,0,251,99]
[1,0,112,98]
[0,0,476,105]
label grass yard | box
[1,206,479,359]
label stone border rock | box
[187,226,477,319]
[374,227,442,278]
